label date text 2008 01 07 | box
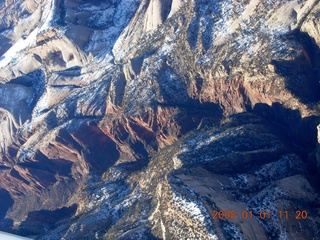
[212,210,308,220]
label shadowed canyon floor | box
[0,0,320,239]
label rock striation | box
[0,0,319,239]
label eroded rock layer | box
[0,0,319,239]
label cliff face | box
[0,0,319,239]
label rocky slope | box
[0,0,320,239]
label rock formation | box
[0,0,319,239]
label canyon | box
[0,0,319,239]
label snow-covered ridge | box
[0,0,55,69]
[0,0,319,239]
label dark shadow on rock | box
[187,14,200,50]
[0,189,14,220]
[252,102,320,190]
[0,189,14,234]
[0,35,11,57]
[176,112,289,174]
[115,158,150,173]
[113,71,127,106]
[55,66,82,76]
[175,101,319,181]
[252,102,319,149]
[156,61,223,134]
[7,69,46,110]
[187,0,221,51]
[0,218,14,235]
[104,132,151,173]
[72,121,120,173]
[55,0,66,26]
[160,0,173,21]
[172,101,320,237]
[156,99,223,134]
[271,30,320,103]
[16,204,77,236]
[18,151,73,185]
[0,70,45,124]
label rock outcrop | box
[0,0,319,239]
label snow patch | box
[0,0,55,68]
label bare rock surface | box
[0,0,319,239]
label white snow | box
[172,190,218,239]
[172,192,205,224]
[0,0,55,69]
[158,36,174,55]
[39,0,55,32]
[32,90,49,118]
[0,29,36,68]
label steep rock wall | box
[0,0,319,238]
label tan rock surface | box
[0,0,319,239]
